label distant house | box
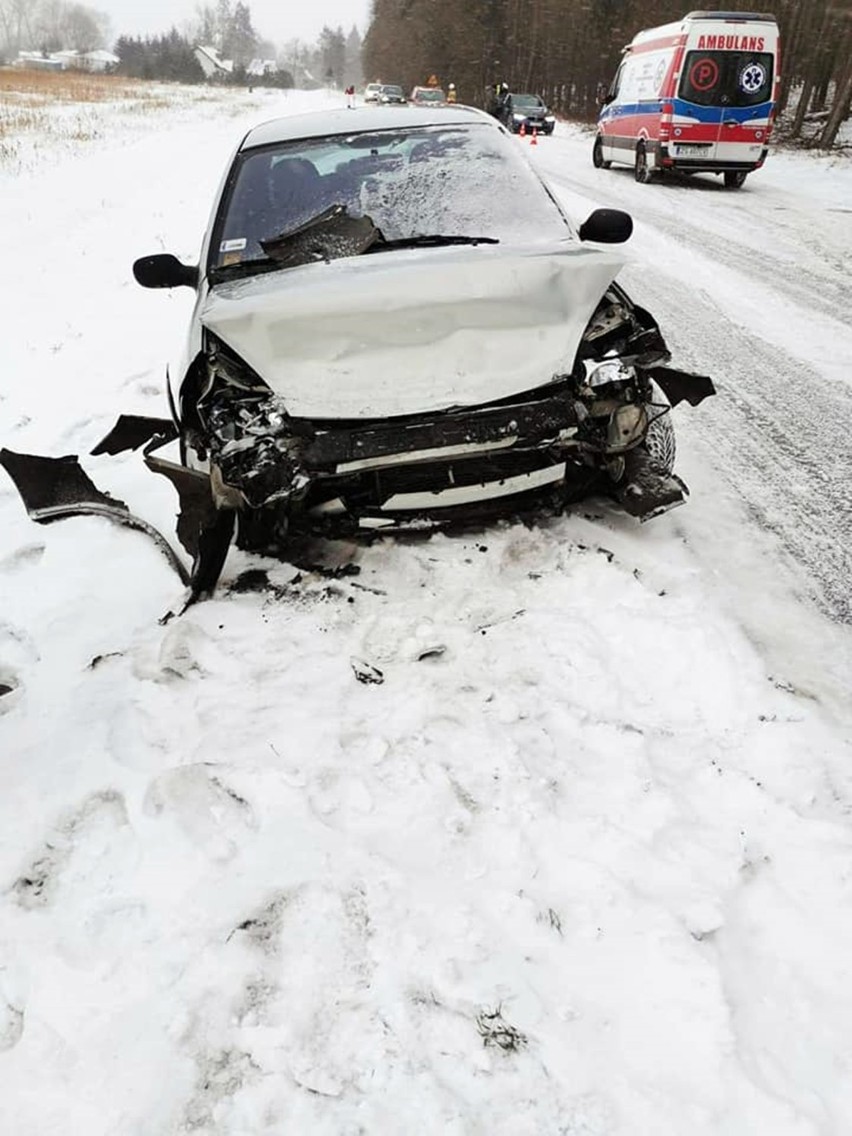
[51,50,80,69]
[78,50,120,73]
[247,59,278,78]
[194,45,233,79]
[13,49,118,73]
[13,52,63,71]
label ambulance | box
[593,10,780,188]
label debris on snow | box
[350,657,385,685]
[476,1005,529,1052]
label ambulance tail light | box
[659,102,673,142]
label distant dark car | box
[410,86,446,106]
[1,105,714,606]
[500,93,556,134]
[378,84,406,105]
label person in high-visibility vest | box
[489,82,509,119]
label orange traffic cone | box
[530,127,538,145]
[519,122,526,137]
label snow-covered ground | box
[1,87,851,1134]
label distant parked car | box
[410,86,447,106]
[499,93,556,134]
[363,82,383,103]
[378,84,406,105]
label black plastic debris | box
[416,645,446,661]
[350,658,384,685]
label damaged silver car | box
[1,105,714,606]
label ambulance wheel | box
[593,136,611,168]
[724,170,748,189]
[634,143,653,183]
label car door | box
[598,62,625,162]
[716,51,775,166]
[672,51,725,163]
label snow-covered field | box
[1,86,851,1134]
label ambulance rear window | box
[679,51,773,107]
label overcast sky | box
[97,0,371,46]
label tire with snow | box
[724,170,748,189]
[592,136,611,169]
[634,142,653,183]
[643,380,676,473]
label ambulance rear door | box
[674,20,778,168]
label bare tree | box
[0,0,108,56]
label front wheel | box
[724,170,748,189]
[644,381,676,474]
[634,142,653,183]
[592,136,611,169]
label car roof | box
[241,105,489,149]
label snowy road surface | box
[1,90,851,1134]
[531,130,852,627]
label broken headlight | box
[198,337,310,510]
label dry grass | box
[0,66,226,160]
[0,67,163,104]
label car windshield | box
[209,122,571,279]
[512,95,544,108]
[382,86,403,97]
[679,50,774,108]
[414,89,445,102]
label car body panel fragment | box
[646,367,716,408]
[0,448,190,585]
[615,445,688,521]
[142,441,218,559]
[91,415,178,456]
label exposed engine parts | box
[0,276,714,609]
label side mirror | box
[578,208,633,244]
[133,254,197,289]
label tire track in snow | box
[632,271,852,624]
[545,156,852,326]
[535,138,852,623]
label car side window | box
[608,61,625,102]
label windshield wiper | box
[209,211,500,284]
[209,256,279,284]
[210,205,381,282]
[370,234,499,252]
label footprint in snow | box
[143,764,256,862]
[0,1000,24,1051]
[132,619,213,683]
[11,789,129,909]
[228,890,293,955]
[0,543,45,574]
[0,621,39,714]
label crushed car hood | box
[201,243,625,419]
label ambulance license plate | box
[674,144,711,156]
